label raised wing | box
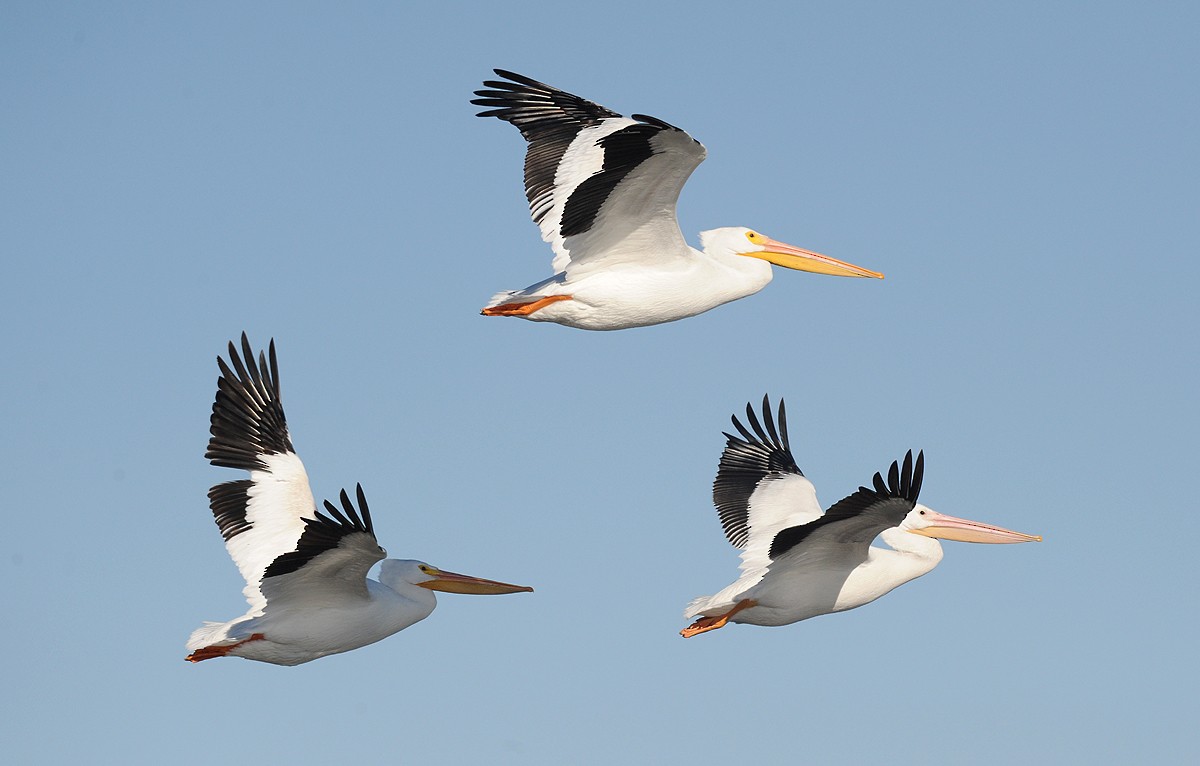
[473,69,706,273]
[768,450,925,565]
[204,334,381,613]
[712,396,824,587]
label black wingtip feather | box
[768,449,927,559]
[204,333,293,472]
[470,69,622,129]
[630,113,682,131]
[711,396,801,549]
[208,479,254,542]
[322,498,349,527]
[778,399,789,450]
[356,483,374,536]
[868,450,924,505]
[473,69,632,233]
[264,484,378,579]
[491,68,545,88]
[911,451,925,502]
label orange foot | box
[680,599,757,638]
[185,632,266,663]
[481,294,573,317]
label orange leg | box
[185,632,266,663]
[481,294,573,317]
[680,599,758,638]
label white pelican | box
[186,334,532,665]
[472,70,884,331]
[681,397,1041,637]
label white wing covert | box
[206,334,316,614]
[205,335,388,613]
[711,396,823,587]
[473,69,706,274]
[766,451,925,568]
[257,485,386,607]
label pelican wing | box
[473,69,706,273]
[258,485,385,606]
[712,397,824,589]
[767,451,925,566]
[204,334,382,614]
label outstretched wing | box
[204,333,382,613]
[711,396,824,588]
[473,69,706,273]
[768,450,925,566]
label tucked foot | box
[185,632,266,663]
[680,599,757,638]
[481,294,573,317]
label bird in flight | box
[186,334,532,665]
[682,396,1040,637]
[473,69,883,330]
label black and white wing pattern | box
[768,450,925,563]
[712,396,824,586]
[205,334,384,613]
[258,484,386,607]
[473,69,707,273]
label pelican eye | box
[919,510,926,515]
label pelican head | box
[380,559,534,595]
[901,504,1042,544]
[699,227,884,279]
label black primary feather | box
[559,123,659,236]
[208,479,254,542]
[630,113,683,131]
[264,484,378,578]
[205,333,293,471]
[712,396,801,549]
[769,450,925,559]
[472,69,684,234]
[203,334,295,545]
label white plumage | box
[186,334,532,665]
[681,396,1041,637]
[473,70,883,330]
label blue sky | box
[2,2,1196,763]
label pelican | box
[472,70,884,331]
[681,396,1041,637]
[186,334,532,665]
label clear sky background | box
[3,2,1196,763]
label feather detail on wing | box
[769,450,925,561]
[259,485,386,606]
[204,333,316,614]
[712,396,823,590]
[473,69,706,273]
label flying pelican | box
[186,334,532,665]
[472,70,884,331]
[681,396,1041,637]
